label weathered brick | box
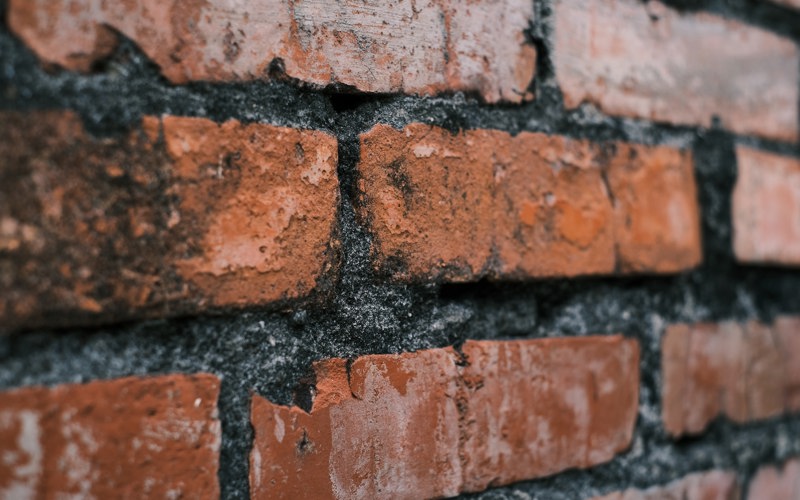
[748,458,800,500]
[662,319,795,436]
[7,0,536,103]
[250,335,639,498]
[0,374,220,498]
[357,123,700,282]
[554,0,799,142]
[733,146,800,265]
[592,470,738,500]
[775,316,800,411]
[0,111,338,330]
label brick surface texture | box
[249,335,639,499]
[593,470,739,500]
[358,123,701,282]
[748,458,800,499]
[553,0,799,142]
[733,146,800,265]
[0,374,221,498]
[662,317,800,436]
[0,110,338,329]
[7,0,536,103]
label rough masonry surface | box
[358,123,701,282]
[0,374,221,498]
[7,0,536,103]
[0,110,339,331]
[249,335,639,499]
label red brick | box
[554,0,799,142]
[0,111,338,330]
[7,0,536,103]
[250,335,640,498]
[0,374,220,498]
[748,458,800,500]
[357,123,700,282]
[775,316,800,411]
[592,470,738,500]
[733,146,800,265]
[662,319,794,436]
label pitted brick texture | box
[7,0,536,103]
[748,458,800,500]
[733,147,800,266]
[593,470,739,500]
[357,124,701,282]
[249,335,639,499]
[0,374,221,499]
[662,317,800,436]
[554,0,799,142]
[0,111,338,330]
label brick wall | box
[1,0,800,498]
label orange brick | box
[357,124,700,282]
[593,470,738,500]
[7,0,536,103]
[0,374,220,498]
[0,111,338,330]
[250,335,639,498]
[554,0,798,142]
[662,319,795,436]
[733,146,800,265]
[748,458,800,500]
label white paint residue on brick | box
[0,410,43,500]
[273,412,285,443]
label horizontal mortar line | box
[2,95,798,158]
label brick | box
[775,316,800,411]
[748,458,800,500]
[662,319,794,436]
[733,146,800,265]
[0,374,221,498]
[0,111,338,330]
[592,470,738,500]
[357,123,700,282]
[553,0,799,142]
[7,0,536,103]
[250,335,639,498]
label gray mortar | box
[1,0,800,498]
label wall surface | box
[1,0,800,498]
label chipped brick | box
[250,336,639,498]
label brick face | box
[250,335,639,499]
[7,0,536,103]
[748,458,800,500]
[662,318,800,436]
[553,0,799,142]
[0,111,338,330]
[357,124,701,282]
[593,470,739,500]
[0,374,221,499]
[733,146,800,266]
